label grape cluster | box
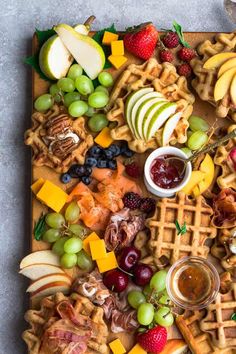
[42,202,94,271]
[34,64,114,133]
[127,270,174,328]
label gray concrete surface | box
[0,0,235,352]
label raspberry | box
[125,162,141,178]
[162,32,179,48]
[123,192,141,210]
[159,49,174,63]
[177,63,192,77]
[140,198,156,213]
[178,47,196,61]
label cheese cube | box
[94,127,114,148]
[102,31,119,45]
[90,239,107,260]
[108,55,128,69]
[31,178,45,194]
[109,339,126,354]
[128,344,147,354]
[111,40,124,56]
[83,232,100,255]
[96,251,118,273]
[36,180,68,213]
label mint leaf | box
[35,27,56,47]
[93,24,117,69]
[175,220,187,235]
[173,21,191,48]
[231,313,236,321]
[34,214,46,241]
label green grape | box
[154,307,174,327]
[45,213,65,228]
[88,114,109,132]
[57,77,75,92]
[34,94,53,112]
[60,253,77,268]
[85,106,96,117]
[98,72,114,87]
[64,237,83,254]
[181,147,192,158]
[68,100,88,117]
[69,224,87,238]
[150,270,167,292]
[187,130,193,139]
[127,291,146,309]
[88,92,109,108]
[67,64,83,80]
[49,84,64,103]
[158,292,171,305]
[52,237,69,256]
[137,303,154,326]
[189,115,209,132]
[187,131,208,150]
[64,92,81,107]
[77,250,94,271]
[65,202,80,222]
[143,284,152,297]
[75,75,94,95]
[95,85,109,95]
[43,228,60,243]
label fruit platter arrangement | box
[21,15,236,354]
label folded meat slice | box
[110,309,139,333]
[212,188,236,228]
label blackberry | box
[123,192,142,210]
[140,197,156,214]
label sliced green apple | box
[162,111,182,146]
[134,97,167,139]
[125,87,154,134]
[54,23,105,80]
[146,102,177,141]
[142,101,170,140]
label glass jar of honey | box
[166,256,220,310]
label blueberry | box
[108,144,120,157]
[88,145,103,158]
[104,149,114,160]
[85,157,98,167]
[84,166,92,176]
[120,143,134,157]
[60,173,71,184]
[75,165,87,177]
[81,176,91,185]
[68,164,80,178]
[107,159,117,170]
[97,159,107,168]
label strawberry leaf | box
[93,24,117,69]
[173,21,191,48]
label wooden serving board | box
[30,32,230,351]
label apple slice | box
[146,102,177,141]
[54,24,105,80]
[203,52,236,70]
[125,87,154,134]
[19,263,65,280]
[142,101,168,140]
[162,111,182,146]
[218,57,236,77]
[134,97,167,139]
[20,250,60,269]
[214,67,236,101]
[31,282,71,299]
[26,273,72,293]
[230,73,236,105]
[181,171,206,195]
[160,339,188,354]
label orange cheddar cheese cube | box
[102,31,119,45]
[90,239,107,260]
[36,180,68,213]
[108,55,128,69]
[31,178,45,194]
[94,127,114,148]
[83,232,100,255]
[111,40,124,56]
[128,344,147,354]
[109,339,126,354]
[96,251,118,273]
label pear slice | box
[218,57,236,77]
[162,111,182,146]
[134,97,167,139]
[214,67,236,101]
[142,101,168,140]
[125,87,154,134]
[230,73,236,105]
[203,52,236,70]
[146,102,177,141]
[54,24,105,79]
[74,24,89,35]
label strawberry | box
[177,63,192,77]
[125,162,141,178]
[137,326,167,353]
[178,47,196,61]
[159,49,174,63]
[162,32,179,48]
[123,22,158,60]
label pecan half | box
[50,137,78,159]
[45,114,72,136]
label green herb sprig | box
[34,214,46,241]
[175,220,187,235]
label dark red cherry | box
[118,246,141,271]
[133,263,153,286]
[103,269,129,293]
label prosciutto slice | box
[212,188,236,228]
[104,208,145,251]
[110,309,139,333]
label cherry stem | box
[117,266,134,277]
